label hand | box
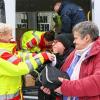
[41,86,51,95]
[47,52,55,61]
[54,77,64,94]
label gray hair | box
[72,21,99,41]
[0,23,12,34]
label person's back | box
[54,0,86,33]
[21,30,45,53]
[61,1,86,30]
[21,30,55,53]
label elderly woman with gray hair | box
[0,23,55,100]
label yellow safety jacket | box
[0,42,49,100]
[21,30,45,53]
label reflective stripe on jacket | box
[0,42,49,99]
[0,91,19,100]
[21,30,45,52]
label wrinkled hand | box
[47,52,55,61]
[41,86,51,95]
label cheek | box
[53,45,58,50]
[58,45,65,51]
[75,39,79,43]
[53,44,60,50]
[75,39,82,45]
[53,47,59,53]
[75,41,85,50]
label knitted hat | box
[55,33,74,49]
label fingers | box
[43,88,51,95]
[58,77,64,82]
[40,86,44,90]
[40,86,51,95]
[58,77,69,82]
[50,54,55,61]
[47,53,55,61]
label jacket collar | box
[61,37,100,71]
[88,37,100,57]
[0,42,17,54]
[39,34,46,50]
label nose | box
[52,42,55,46]
[73,40,75,44]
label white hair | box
[0,23,12,34]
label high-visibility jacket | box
[21,30,46,53]
[0,42,49,100]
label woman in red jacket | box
[41,21,100,100]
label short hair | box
[44,30,55,41]
[72,21,99,41]
[0,23,12,34]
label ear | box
[85,34,91,42]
